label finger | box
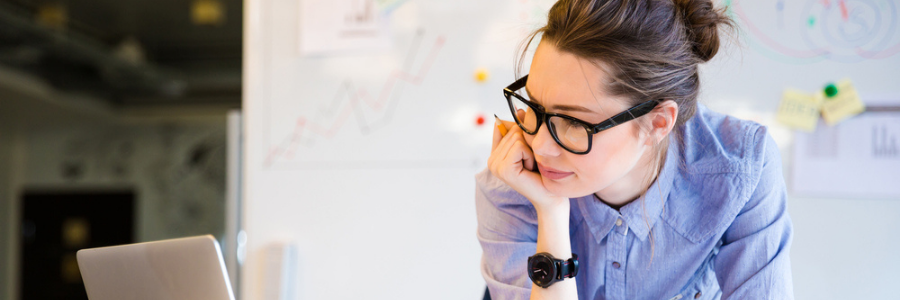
[504,125,538,171]
[494,127,519,165]
[521,143,536,172]
[507,139,546,182]
[494,115,517,134]
[499,140,538,183]
[516,108,526,122]
[498,130,529,169]
[491,119,502,151]
[492,116,519,154]
[502,119,517,132]
[489,122,518,171]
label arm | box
[714,128,794,299]
[475,169,535,299]
[531,201,578,300]
[475,170,577,300]
[480,118,578,300]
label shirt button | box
[615,219,623,226]
[694,292,702,299]
[612,261,621,269]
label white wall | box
[788,197,900,299]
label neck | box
[594,142,668,208]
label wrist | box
[533,197,570,218]
[534,197,571,259]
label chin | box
[542,176,589,199]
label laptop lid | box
[76,235,235,300]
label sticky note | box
[777,89,823,132]
[821,79,865,125]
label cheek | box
[573,129,642,186]
[523,133,535,148]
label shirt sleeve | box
[475,168,538,300]
[714,127,795,299]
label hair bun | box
[674,0,731,62]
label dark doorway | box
[20,190,135,300]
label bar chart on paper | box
[792,105,900,199]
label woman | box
[476,0,794,299]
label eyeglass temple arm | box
[506,75,528,92]
[591,100,660,132]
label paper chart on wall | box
[791,97,900,199]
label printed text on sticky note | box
[777,89,822,132]
[821,79,865,125]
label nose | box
[531,122,563,158]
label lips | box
[537,163,574,180]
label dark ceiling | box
[0,0,242,107]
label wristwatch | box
[527,252,579,288]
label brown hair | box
[519,0,733,131]
[518,0,734,262]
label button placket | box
[605,217,628,300]
[615,218,629,236]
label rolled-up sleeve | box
[714,127,794,299]
[475,169,538,300]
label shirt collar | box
[575,138,679,242]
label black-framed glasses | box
[503,75,660,155]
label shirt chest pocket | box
[662,172,749,243]
[668,262,720,300]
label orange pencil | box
[494,114,509,137]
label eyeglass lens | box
[509,94,590,153]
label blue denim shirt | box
[475,104,794,300]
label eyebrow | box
[525,86,596,113]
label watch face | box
[528,255,556,287]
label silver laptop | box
[76,235,235,300]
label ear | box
[644,100,678,146]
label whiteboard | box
[243,0,900,299]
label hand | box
[488,114,568,212]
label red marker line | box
[264,36,446,166]
[732,2,828,59]
[839,0,849,21]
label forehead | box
[525,41,626,116]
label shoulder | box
[679,104,772,173]
[662,104,780,243]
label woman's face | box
[523,41,651,200]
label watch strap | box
[557,253,578,279]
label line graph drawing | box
[263,31,447,167]
[729,0,900,63]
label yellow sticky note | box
[821,79,865,125]
[776,89,822,132]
